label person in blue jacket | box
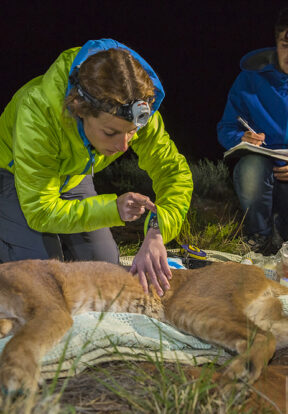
[217,8,288,254]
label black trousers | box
[0,169,119,264]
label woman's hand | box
[130,228,172,297]
[241,131,266,146]
[117,192,156,222]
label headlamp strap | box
[69,67,150,126]
[69,67,101,109]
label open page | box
[224,142,288,162]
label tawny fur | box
[0,259,287,393]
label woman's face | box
[82,112,138,156]
[277,29,288,74]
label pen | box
[237,116,267,145]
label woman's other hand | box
[117,192,156,222]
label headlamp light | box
[116,100,150,127]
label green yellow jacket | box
[0,40,193,243]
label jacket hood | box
[66,39,165,115]
[240,47,278,72]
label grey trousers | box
[0,169,119,264]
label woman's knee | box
[60,228,119,264]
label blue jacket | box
[217,47,288,150]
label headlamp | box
[116,101,150,127]
[69,67,151,127]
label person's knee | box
[76,241,119,263]
[87,233,119,263]
[61,229,119,264]
[233,155,274,203]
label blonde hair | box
[64,48,155,118]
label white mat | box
[0,312,229,379]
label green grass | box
[175,204,248,256]
[0,346,278,414]
[87,359,227,413]
[118,240,141,257]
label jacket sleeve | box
[13,95,124,234]
[131,111,193,244]
[217,74,250,150]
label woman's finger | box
[137,270,149,294]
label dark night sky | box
[1,0,287,161]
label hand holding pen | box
[237,116,267,147]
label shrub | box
[188,158,235,201]
[94,151,154,198]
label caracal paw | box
[0,359,39,395]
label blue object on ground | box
[167,257,186,269]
